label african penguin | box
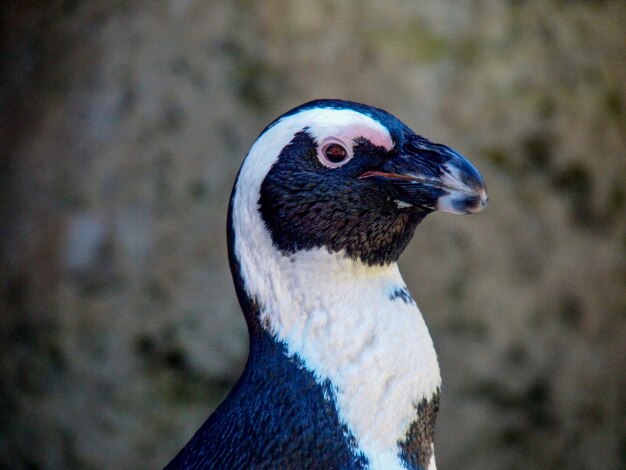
[165,99,488,470]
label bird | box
[165,99,487,470]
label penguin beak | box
[360,136,488,214]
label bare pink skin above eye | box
[334,124,394,150]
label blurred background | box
[1,1,624,469]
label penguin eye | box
[319,142,352,168]
[325,144,347,162]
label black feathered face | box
[256,103,487,266]
[259,130,418,265]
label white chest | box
[247,247,441,469]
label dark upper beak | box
[360,135,488,214]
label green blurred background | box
[1,1,624,469]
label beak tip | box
[469,187,490,213]
[435,182,488,215]
[435,195,484,214]
[440,154,488,214]
[474,188,489,213]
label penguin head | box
[231,100,487,268]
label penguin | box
[165,99,488,470]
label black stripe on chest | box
[398,389,440,470]
[165,329,368,469]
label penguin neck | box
[229,202,441,469]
